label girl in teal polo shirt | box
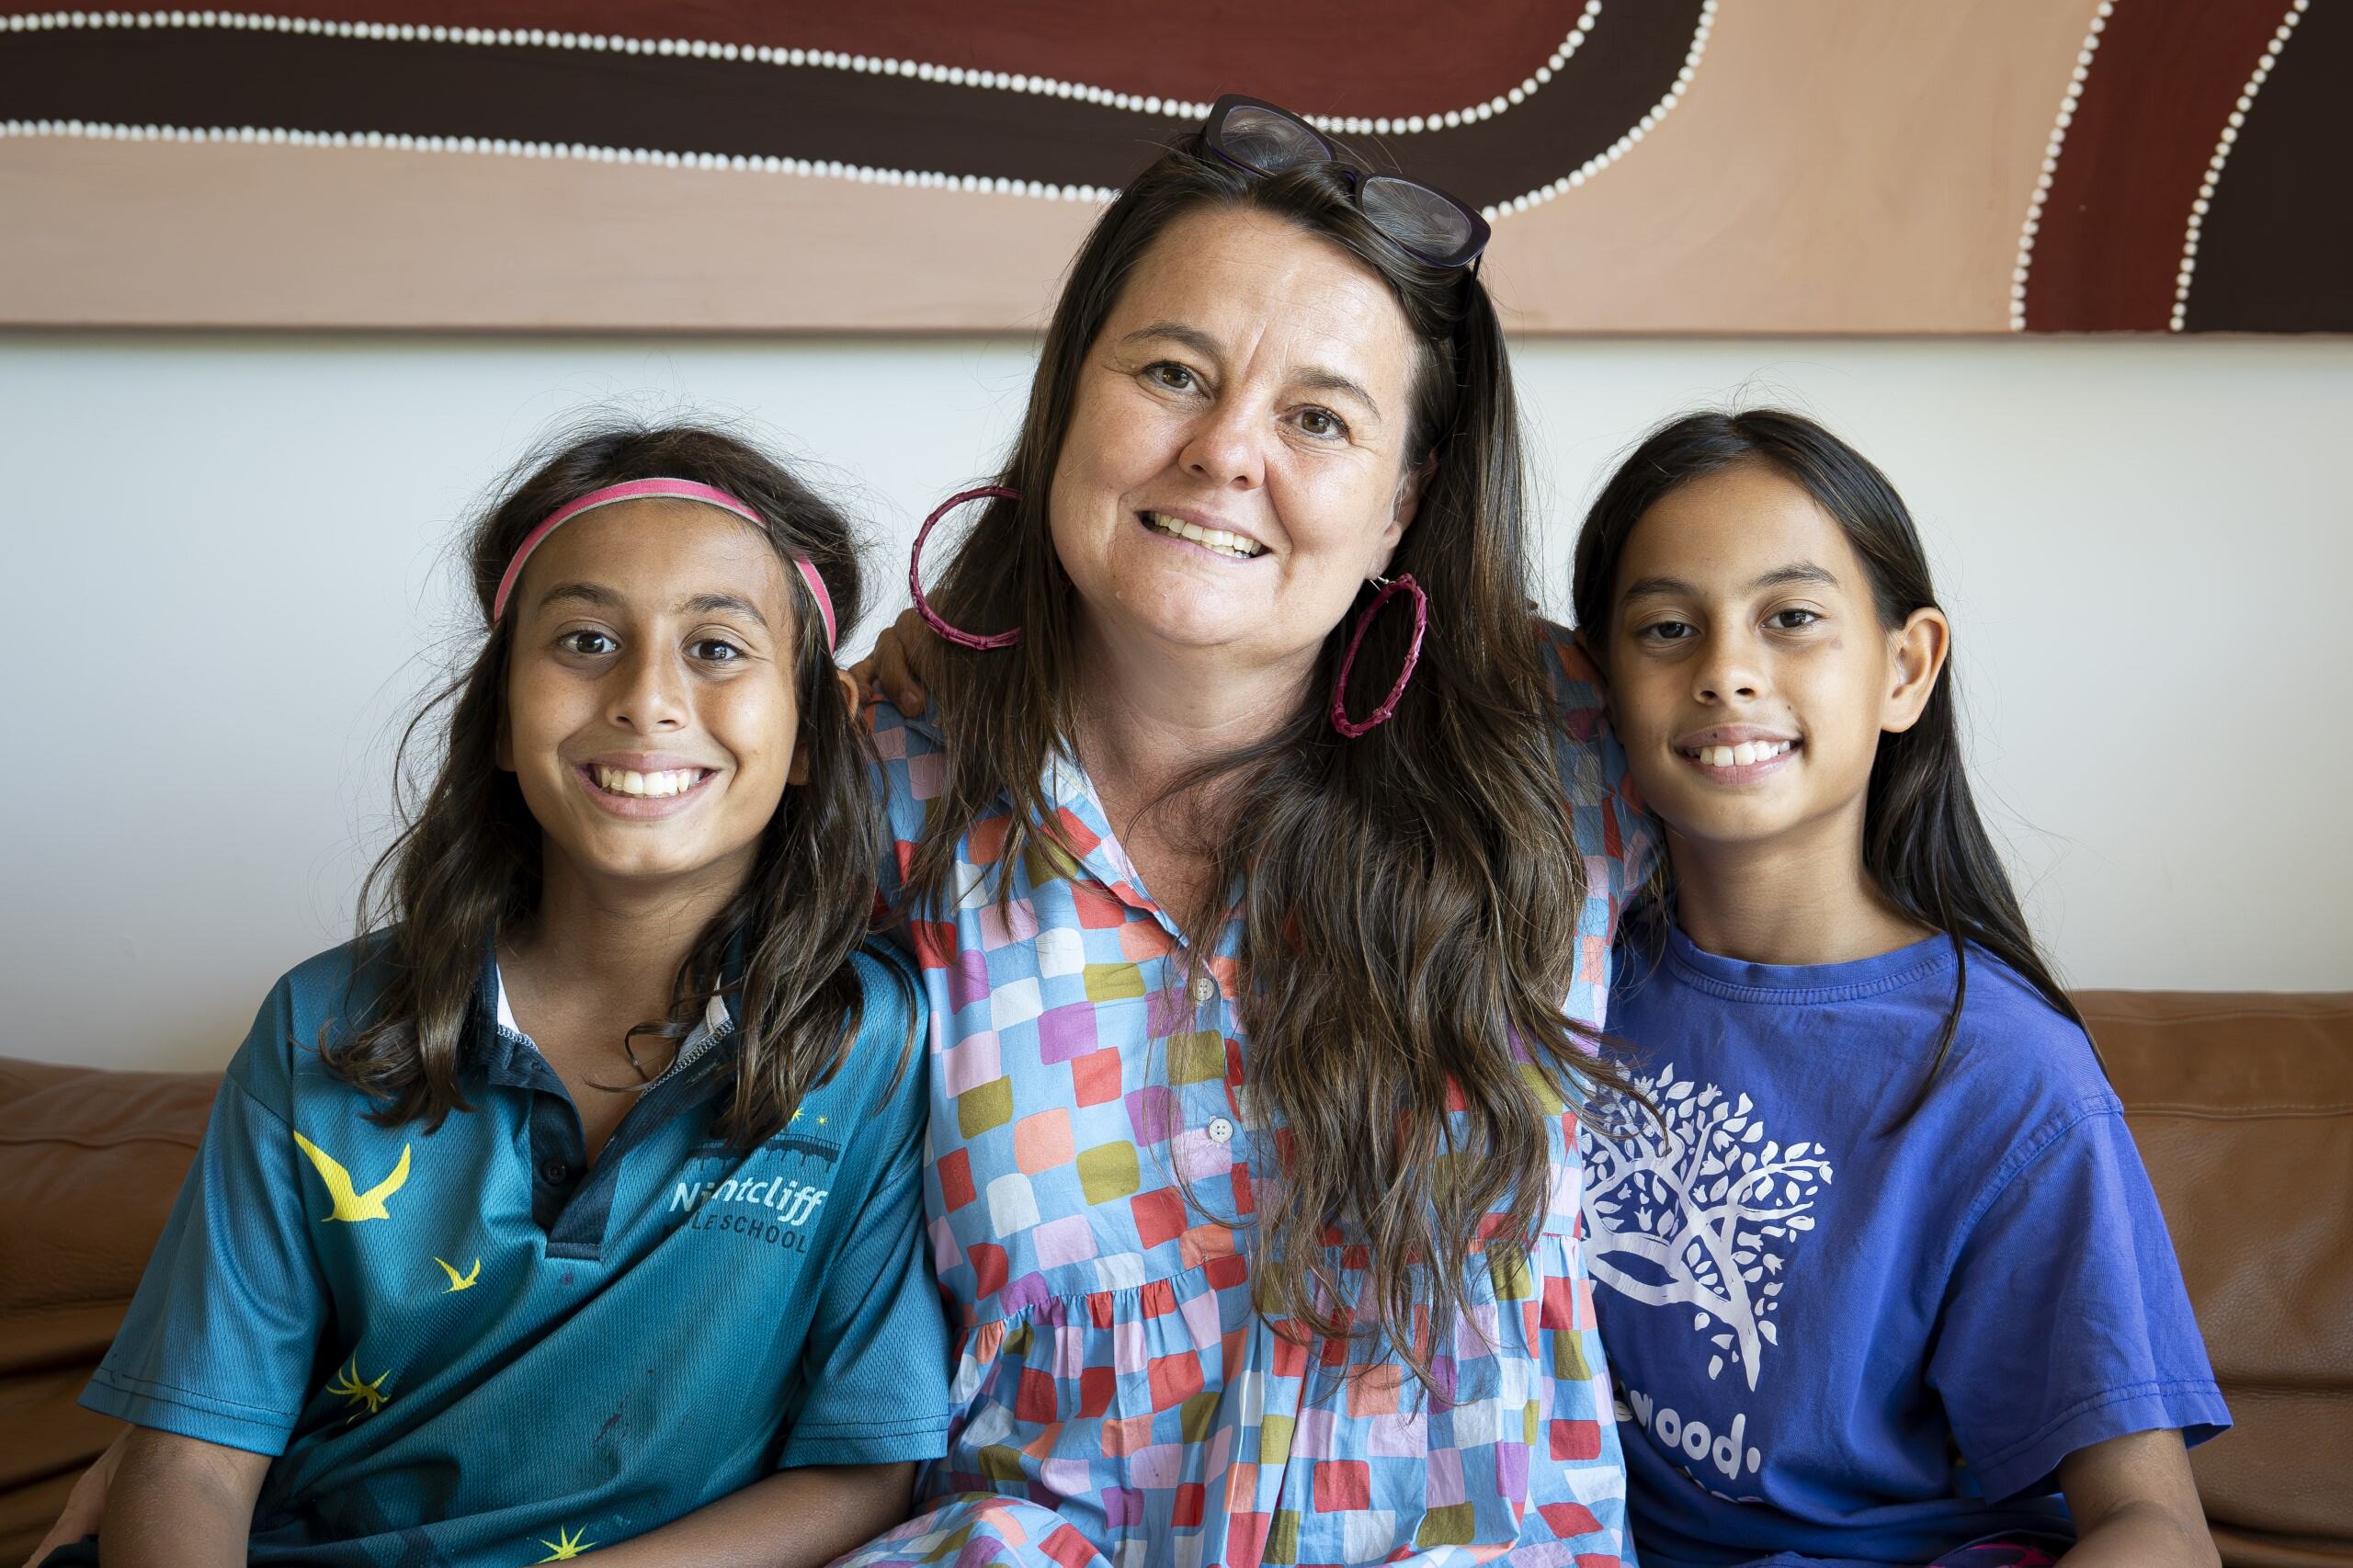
[51,425,948,1567]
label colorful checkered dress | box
[838,627,1654,1568]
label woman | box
[843,98,1651,1565]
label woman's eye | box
[1294,406,1348,440]
[1637,620,1694,642]
[689,638,744,663]
[1768,608,1822,631]
[1145,361,1199,392]
[558,630,618,656]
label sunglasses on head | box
[1200,94,1492,271]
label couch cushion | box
[2080,992,2353,1568]
[0,1056,216,1562]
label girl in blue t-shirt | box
[31,425,948,1568]
[1567,409,2228,1568]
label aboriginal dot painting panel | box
[0,0,2342,333]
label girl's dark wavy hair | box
[902,131,1632,1387]
[327,421,891,1146]
[1572,409,2088,1122]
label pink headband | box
[490,477,837,651]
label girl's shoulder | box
[833,938,930,1125]
[1946,944,2106,1091]
[221,934,406,1116]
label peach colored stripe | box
[0,136,1099,332]
[1482,0,2097,335]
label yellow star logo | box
[434,1256,482,1292]
[535,1525,595,1561]
[291,1132,411,1222]
[814,1114,828,1126]
[324,1356,390,1417]
[790,1107,803,1123]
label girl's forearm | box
[98,1429,267,1568]
[2061,1501,2220,1567]
[585,1461,917,1568]
[2055,1429,2219,1568]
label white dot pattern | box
[2171,0,2309,331]
[0,6,1622,136]
[2010,0,2113,333]
[1482,0,1715,224]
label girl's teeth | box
[1698,741,1791,769]
[595,767,702,798]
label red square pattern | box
[1072,1048,1123,1107]
[1041,1525,1097,1568]
[936,1148,976,1211]
[1131,1187,1188,1250]
[1147,1351,1204,1410]
[1539,1502,1602,1537]
[1016,1368,1058,1424]
[1078,1366,1116,1418]
[1550,1419,1602,1460]
[969,1243,1008,1300]
[1313,1460,1370,1512]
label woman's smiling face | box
[499,499,805,895]
[1048,203,1427,674]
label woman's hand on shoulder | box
[848,608,939,720]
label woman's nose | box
[1178,401,1267,490]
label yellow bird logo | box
[290,1132,410,1222]
[435,1256,482,1292]
[534,1525,595,1561]
[324,1356,390,1417]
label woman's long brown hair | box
[328,421,892,1145]
[902,138,1631,1385]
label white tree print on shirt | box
[1579,1064,1834,1391]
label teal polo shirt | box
[82,936,948,1567]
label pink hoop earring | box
[909,486,1023,651]
[1328,574,1428,737]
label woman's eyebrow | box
[1120,321,1221,358]
[1292,367,1381,421]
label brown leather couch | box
[2,992,2347,1565]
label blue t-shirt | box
[83,937,949,1567]
[1583,923,2228,1568]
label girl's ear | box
[786,670,860,786]
[1881,607,1950,735]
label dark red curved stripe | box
[2025,0,2291,332]
[0,0,1586,112]
[0,5,1702,210]
[2183,0,2352,332]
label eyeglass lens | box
[1361,176,1475,259]
[1219,104,1476,263]
[1219,105,1328,174]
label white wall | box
[3,331,2347,1073]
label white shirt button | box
[1191,976,1219,1005]
[1205,1116,1234,1144]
